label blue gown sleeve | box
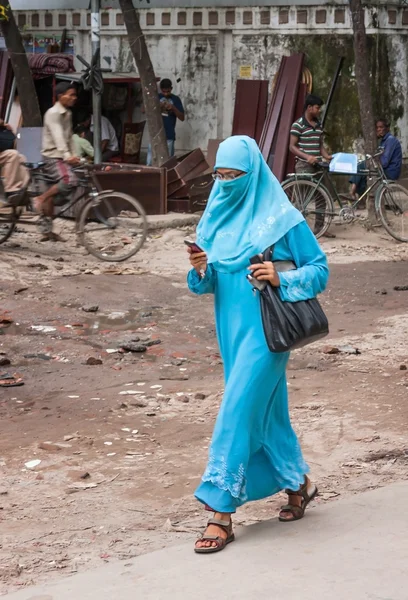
[187,265,216,295]
[278,222,329,302]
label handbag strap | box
[263,245,274,262]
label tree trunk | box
[349,0,377,223]
[0,0,42,127]
[118,0,169,166]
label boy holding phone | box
[146,79,185,166]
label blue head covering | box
[196,135,304,273]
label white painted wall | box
[13,5,408,157]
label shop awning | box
[55,72,143,84]
[11,0,89,9]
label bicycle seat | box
[317,161,330,169]
[24,161,45,170]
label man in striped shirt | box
[289,94,332,174]
[289,94,335,237]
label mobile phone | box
[184,239,203,253]
[249,254,263,265]
[248,254,266,291]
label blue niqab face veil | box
[196,135,304,273]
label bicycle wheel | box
[0,204,18,244]
[376,183,408,243]
[282,178,334,239]
[77,191,148,261]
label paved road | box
[6,482,407,600]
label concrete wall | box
[11,0,365,9]
[14,5,408,157]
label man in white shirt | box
[34,81,81,241]
[79,112,119,162]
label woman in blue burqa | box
[187,136,329,554]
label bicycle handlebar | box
[366,148,384,160]
[297,147,384,165]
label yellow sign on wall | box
[239,65,252,78]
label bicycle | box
[0,161,148,261]
[281,152,408,242]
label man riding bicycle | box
[34,82,82,242]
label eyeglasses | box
[212,171,245,181]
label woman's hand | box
[187,247,208,275]
[248,261,280,287]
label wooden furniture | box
[94,163,167,215]
[109,121,146,164]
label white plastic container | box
[329,153,358,174]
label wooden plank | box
[165,167,181,185]
[259,78,287,162]
[166,149,208,186]
[272,53,304,182]
[173,148,208,180]
[188,173,214,194]
[168,172,213,202]
[259,57,286,152]
[259,57,287,158]
[167,198,190,212]
[254,81,269,143]
[232,80,268,141]
[167,174,213,213]
[206,138,223,170]
[167,183,190,199]
[161,156,178,170]
[286,82,307,176]
[183,158,209,182]
[167,156,208,195]
[167,177,188,196]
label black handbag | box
[259,246,329,353]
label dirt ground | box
[0,217,407,594]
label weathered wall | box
[13,5,408,156]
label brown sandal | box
[194,517,235,554]
[279,478,318,522]
[0,374,24,387]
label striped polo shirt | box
[290,116,323,157]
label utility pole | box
[91,0,102,164]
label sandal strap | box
[207,517,231,529]
[203,518,232,540]
[285,477,310,501]
[284,488,303,497]
[280,504,304,517]
[196,534,227,549]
